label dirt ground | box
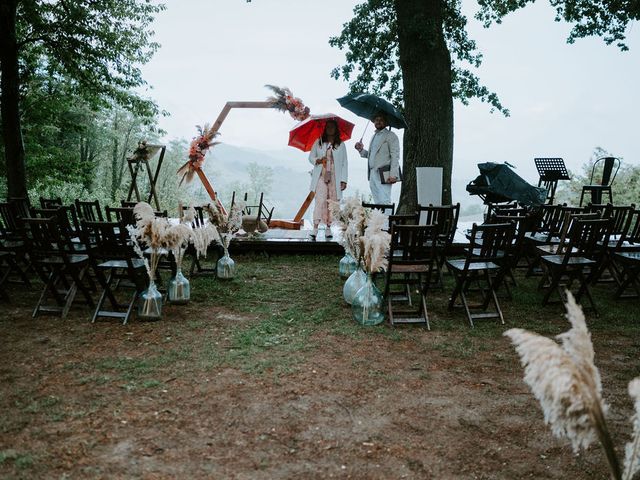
[1,255,639,479]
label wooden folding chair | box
[446,222,516,327]
[384,224,439,329]
[183,205,219,277]
[106,206,135,226]
[39,197,63,209]
[20,216,94,318]
[75,199,104,222]
[362,201,395,216]
[539,217,611,313]
[614,252,640,299]
[417,203,460,288]
[82,220,148,324]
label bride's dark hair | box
[320,120,342,148]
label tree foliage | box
[329,0,510,115]
[476,0,640,51]
[16,0,166,116]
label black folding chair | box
[20,216,94,318]
[539,217,611,313]
[39,197,63,209]
[417,203,460,288]
[82,220,148,324]
[106,206,135,226]
[362,201,395,216]
[75,199,104,222]
[182,205,220,277]
[447,222,516,327]
[384,224,439,329]
[241,192,274,233]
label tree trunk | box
[394,0,454,212]
[0,0,28,199]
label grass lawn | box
[1,254,639,479]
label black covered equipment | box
[466,162,547,206]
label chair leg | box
[542,268,561,306]
[448,272,464,311]
[421,293,430,330]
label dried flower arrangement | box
[177,124,221,185]
[203,200,245,253]
[360,209,391,274]
[505,292,640,480]
[265,84,310,121]
[329,197,367,263]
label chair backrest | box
[388,224,440,266]
[465,222,516,266]
[362,202,395,215]
[105,206,135,226]
[20,216,66,258]
[81,220,133,260]
[0,202,21,236]
[40,197,63,209]
[120,201,138,208]
[75,199,104,222]
[182,205,206,228]
[532,203,566,235]
[388,214,418,228]
[565,217,611,261]
[417,203,460,245]
[621,209,640,245]
[606,204,636,236]
[8,197,31,218]
[590,157,621,186]
[30,205,80,238]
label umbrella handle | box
[359,121,370,143]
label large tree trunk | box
[395,0,454,212]
[0,0,28,199]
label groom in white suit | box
[354,113,400,205]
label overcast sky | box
[140,0,639,192]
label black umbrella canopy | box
[337,93,408,129]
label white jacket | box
[308,140,348,200]
[359,128,400,180]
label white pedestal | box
[416,167,443,223]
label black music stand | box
[126,142,165,210]
[534,158,570,205]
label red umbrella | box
[288,113,355,152]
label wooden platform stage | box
[228,223,471,256]
[229,227,343,255]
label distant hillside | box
[187,143,492,219]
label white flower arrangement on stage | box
[505,293,640,480]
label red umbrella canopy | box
[288,113,355,152]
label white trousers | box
[369,172,392,205]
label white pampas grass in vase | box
[623,378,640,480]
[505,292,621,479]
[361,210,391,274]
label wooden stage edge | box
[227,228,467,256]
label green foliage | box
[329,0,510,115]
[476,0,640,51]
[16,0,166,116]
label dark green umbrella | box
[337,93,408,129]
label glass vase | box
[217,250,236,279]
[343,265,367,305]
[167,269,190,304]
[338,252,357,279]
[137,281,163,320]
[352,274,385,326]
